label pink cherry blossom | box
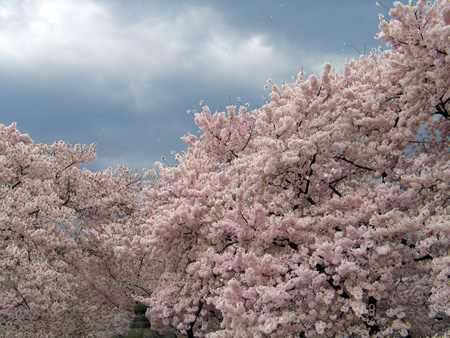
[3,1,450,337]
[137,1,450,337]
[0,123,146,337]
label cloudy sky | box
[0,0,398,172]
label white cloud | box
[0,0,301,112]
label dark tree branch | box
[241,130,254,152]
[329,184,342,198]
[186,301,204,338]
[413,254,433,262]
[435,96,450,121]
[334,156,375,171]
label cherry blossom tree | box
[2,1,450,337]
[131,1,450,337]
[0,123,146,337]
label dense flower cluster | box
[0,123,145,337]
[135,1,450,337]
[1,1,449,337]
